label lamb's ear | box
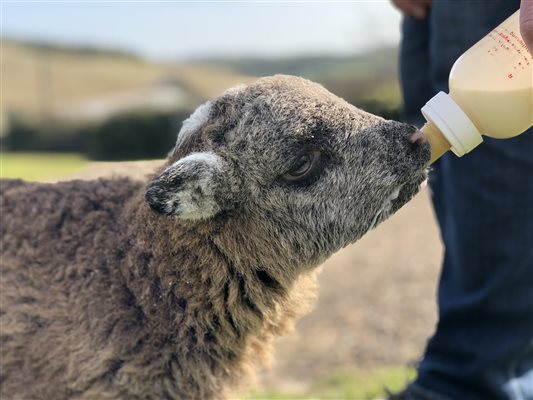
[145,152,225,220]
[175,100,212,149]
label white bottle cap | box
[421,92,483,156]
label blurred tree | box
[4,109,192,161]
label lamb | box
[0,75,430,400]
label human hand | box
[521,0,533,54]
[391,0,432,19]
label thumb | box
[521,0,533,54]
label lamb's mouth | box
[368,186,403,230]
[369,169,428,230]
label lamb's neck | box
[115,192,318,397]
[117,198,312,396]
[121,194,298,321]
[125,217,287,330]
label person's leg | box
[412,132,533,400]
[404,1,533,399]
[399,13,433,128]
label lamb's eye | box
[283,150,321,182]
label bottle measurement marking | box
[487,26,532,78]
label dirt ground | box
[67,160,443,394]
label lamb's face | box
[145,75,430,268]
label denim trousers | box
[399,1,533,399]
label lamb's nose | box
[409,130,428,147]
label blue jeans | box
[399,1,533,399]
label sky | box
[1,1,403,60]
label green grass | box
[1,152,88,182]
[244,366,416,400]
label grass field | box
[244,367,415,399]
[1,152,88,181]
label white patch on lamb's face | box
[170,151,220,168]
[176,101,212,148]
[368,185,402,231]
[164,152,222,219]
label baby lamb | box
[0,75,430,400]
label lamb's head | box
[145,75,429,271]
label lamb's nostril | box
[409,130,428,147]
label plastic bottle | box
[420,10,533,163]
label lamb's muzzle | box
[409,130,428,146]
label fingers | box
[391,0,432,19]
[520,0,533,54]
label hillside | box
[1,40,254,122]
[192,48,402,106]
[2,40,401,123]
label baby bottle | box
[420,10,533,163]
